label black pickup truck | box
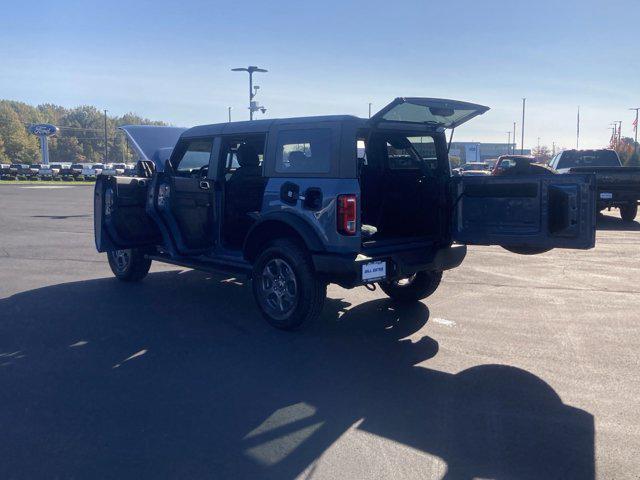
[550,149,640,222]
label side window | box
[222,135,266,178]
[275,129,332,173]
[175,139,213,175]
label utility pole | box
[228,107,232,123]
[103,109,108,163]
[630,107,640,156]
[521,98,526,155]
[576,106,580,149]
[231,66,268,120]
[513,122,516,154]
[552,141,555,156]
[616,120,622,147]
[506,131,511,154]
[368,103,372,119]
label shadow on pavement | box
[0,270,594,479]
[596,212,640,231]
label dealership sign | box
[28,124,59,165]
[28,123,59,137]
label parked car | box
[9,164,31,176]
[492,155,555,176]
[27,164,41,176]
[111,163,127,175]
[123,164,137,176]
[459,162,491,176]
[92,163,105,175]
[95,97,597,330]
[81,164,98,179]
[549,149,640,222]
[54,163,75,178]
[38,164,55,179]
[70,163,84,176]
[1,163,14,179]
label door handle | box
[199,180,211,190]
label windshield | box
[558,150,620,169]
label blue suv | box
[94,98,596,329]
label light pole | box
[630,108,640,156]
[513,122,516,154]
[368,103,372,118]
[231,66,268,120]
[228,107,232,123]
[506,131,511,154]
[521,98,526,155]
[103,109,108,163]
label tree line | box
[0,100,167,165]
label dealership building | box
[449,142,531,162]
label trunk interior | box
[358,130,447,250]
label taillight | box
[337,194,357,235]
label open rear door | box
[94,175,162,252]
[369,97,490,129]
[453,174,596,251]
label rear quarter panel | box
[261,178,361,254]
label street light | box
[231,66,268,120]
[630,108,640,156]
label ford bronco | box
[94,98,597,329]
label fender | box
[243,211,326,261]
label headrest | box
[288,151,307,169]
[237,143,259,168]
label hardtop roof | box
[182,115,366,138]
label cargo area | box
[358,130,447,250]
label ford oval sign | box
[29,123,59,136]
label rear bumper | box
[312,245,466,288]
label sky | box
[1,0,638,150]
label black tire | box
[107,248,152,282]
[252,239,326,330]
[379,270,443,303]
[620,203,638,223]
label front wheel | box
[107,248,152,282]
[379,270,443,303]
[252,239,326,330]
[620,203,638,223]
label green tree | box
[0,103,39,163]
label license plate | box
[600,192,613,199]
[362,261,386,282]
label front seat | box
[228,143,261,184]
[225,143,266,244]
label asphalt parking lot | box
[1,184,639,480]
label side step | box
[146,254,252,278]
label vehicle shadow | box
[0,271,594,479]
[596,212,640,231]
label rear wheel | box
[379,270,442,303]
[252,239,326,330]
[620,203,638,222]
[107,248,152,282]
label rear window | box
[557,150,620,169]
[275,129,332,174]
